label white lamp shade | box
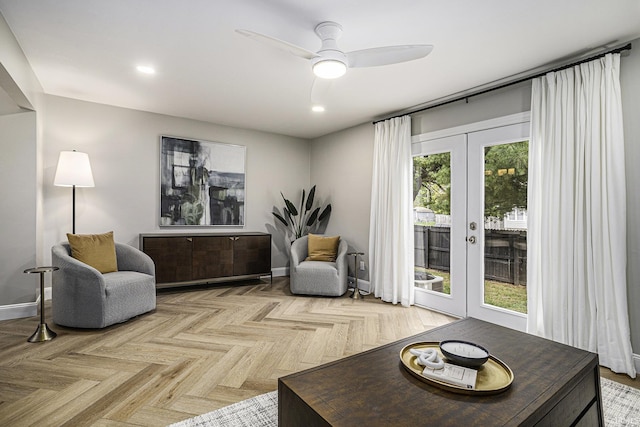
[53,151,95,187]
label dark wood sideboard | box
[139,232,271,288]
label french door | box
[412,134,467,317]
[412,119,529,331]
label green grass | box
[415,268,527,314]
[484,280,527,314]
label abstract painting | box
[160,136,246,226]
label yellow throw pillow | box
[306,234,340,262]
[67,231,118,273]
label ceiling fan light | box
[313,59,347,79]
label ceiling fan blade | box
[346,45,433,68]
[235,29,319,60]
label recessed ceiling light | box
[312,105,325,113]
[136,65,156,75]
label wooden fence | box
[414,225,527,285]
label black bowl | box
[439,340,489,368]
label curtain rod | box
[373,42,632,125]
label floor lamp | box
[53,150,95,234]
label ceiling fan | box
[236,21,433,79]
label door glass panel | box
[413,152,451,295]
[482,140,528,313]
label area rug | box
[168,391,277,427]
[601,377,640,426]
[169,378,639,426]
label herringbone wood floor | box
[0,277,456,426]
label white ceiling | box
[1,0,639,139]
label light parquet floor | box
[0,277,456,426]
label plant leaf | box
[283,197,298,216]
[318,204,332,222]
[273,212,288,226]
[306,207,320,226]
[284,207,293,223]
[299,189,306,219]
[306,185,316,212]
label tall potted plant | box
[273,185,331,240]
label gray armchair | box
[290,235,348,296]
[51,242,156,328]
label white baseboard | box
[272,267,289,277]
[0,287,51,321]
[0,301,37,321]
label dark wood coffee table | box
[278,317,603,426]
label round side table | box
[347,252,365,300]
[24,266,59,343]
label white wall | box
[41,95,310,271]
[0,111,37,304]
[0,12,44,308]
[411,81,531,135]
[310,123,374,280]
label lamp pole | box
[72,184,76,234]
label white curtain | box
[528,53,636,377]
[369,116,414,306]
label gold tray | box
[399,342,514,395]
